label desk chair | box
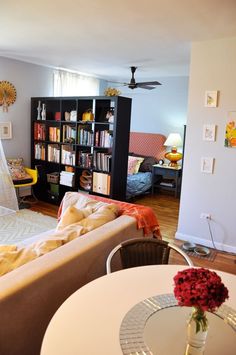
[14,167,38,209]
[106,237,193,274]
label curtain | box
[53,70,99,96]
[0,139,19,215]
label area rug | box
[0,209,57,245]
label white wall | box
[177,37,236,253]
[0,57,54,165]
[108,76,189,139]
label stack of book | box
[61,145,76,166]
[60,171,75,187]
[34,142,46,160]
[78,127,94,145]
[34,122,46,140]
[78,152,93,168]
[48,144,60,163]
[49,127,60,142]
[62,125,76,143]
[93,151,112,172]
[95,130,113,147]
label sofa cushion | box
[0,203,119,276]
[129,154,158,172]
[58,192,120,220]
[56,205,93,230]
[75,204,118,232]
[127,156,144,175]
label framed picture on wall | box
[201,157,214,174]
[204,91,218,108]
[203,124,216,141]
[0,122,12,139]
[225,111,236,147]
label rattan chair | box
[106,237,193,274]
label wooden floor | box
[31,193,236,275]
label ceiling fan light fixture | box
[127,66,161,90]
[109,66,162,90]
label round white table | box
[41,265,236,355]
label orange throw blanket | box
[59,193,161,238]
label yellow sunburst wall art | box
[0,81,17,112]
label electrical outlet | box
[200,213,211,219]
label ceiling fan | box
[123,66,161,90]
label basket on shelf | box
[46,172,60,184]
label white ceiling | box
[1,0,236,82]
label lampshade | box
[164,133,183,167]
[164,133,182,147]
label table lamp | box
[164,133,183,167]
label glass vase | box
[185,308,209,355]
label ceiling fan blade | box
[137,85,156,90]
[136,81,162,86]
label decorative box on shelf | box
[46,172,60,184]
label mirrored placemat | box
[119,293,236,355]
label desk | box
[41,266,236,355]
[152,164,182,197]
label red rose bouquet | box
[173,267,229,332]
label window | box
[53,70,99,96]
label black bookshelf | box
[31,96,132,204]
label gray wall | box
[177,37,236,253]
[108,76,189,138]
[0,57,54,165]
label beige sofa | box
[0,195,149,355]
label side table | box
[152,164,182,197]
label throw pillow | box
[58,192,113,219]
[56,205,93,230]
[129,154,158,172]
[76,204,119,232]
[7,158,33,184]
[127,156,144,175]
[139,156,158,172]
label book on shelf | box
[78,151,93,168]
[49,127,60,142]
[78,127,94,145]
[47,144,60,163]
[34,122,46,140]
[61,145,76,166]
[94,130,113,148]
[34,142,46,160]
[93,151,111,172]
[63,125,76,143]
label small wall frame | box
[203,124,216,141]
[204,91,218,108]
[0,122,12,139]
[201,157,214,174]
